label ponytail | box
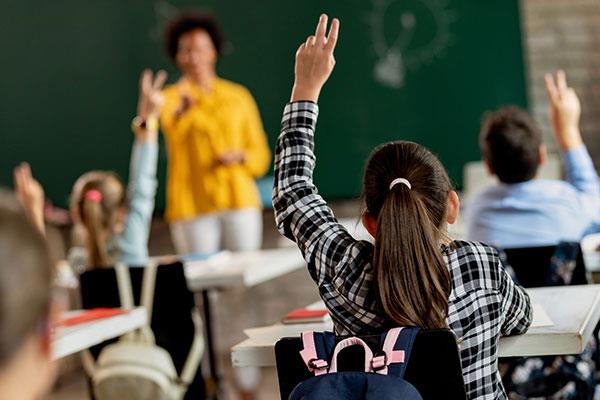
[372,186,451,329]
[81,198,110,267]
[74,172,126,268]
[363,141,453,329]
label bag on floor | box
[289,327,422,400]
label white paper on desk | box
[531,303,553,328]
[185,251,232,273]
[244,322,333,341]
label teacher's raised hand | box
[291,14,340,103]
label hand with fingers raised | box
[133,69,168,141]
[13,162,46,235]
[291,14,340,103]
[544,70,583,150]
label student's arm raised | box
[274,15,369,288]
[545,71,600,218]
[290,14,339,103]
[13,163,45,236]
[119,70,165,264]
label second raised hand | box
[291,14,340,103]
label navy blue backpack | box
[289,327,422,400]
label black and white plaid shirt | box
[273,101,533,400]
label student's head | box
[0,194,54,399]
[70,171,126,267]
[480,106,546,184]
[165,13,224,81]
[361,141,458,329]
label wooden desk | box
[231,285,600,367]
[53,307,147,360]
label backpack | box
[81,263,204,400]
[289,327,422,400]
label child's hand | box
[291,14,340,103]
[13,162,46,235]
[137,69,168,120]
[544,70,583,150]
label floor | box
[46,200,360,400]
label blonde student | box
[0,195,55,400]
[272,15,532,399]
[68,69,166,269]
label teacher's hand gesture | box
[291,14,340,103]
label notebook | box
[282,308,331,324]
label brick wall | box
[521,0,600,159]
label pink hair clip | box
[84,189,103,203]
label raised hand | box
[544,70,583,150]
[13,162,46,235]
[291,14,340,103]
[137,69,168,120]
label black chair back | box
[275,329,466,400]
[79,262,204,399]
[501,243,588,288]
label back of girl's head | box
[363,141,452,329]
[0,192,52,366]
[70,171,126,267]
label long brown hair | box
[71,172,126,267]
[363,141,452,329]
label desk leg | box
[202,289,221,399]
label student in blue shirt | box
[466,71,600,249]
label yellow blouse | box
[160,78,271,222]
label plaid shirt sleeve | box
[498,260,533,336]
[272,101,363,286]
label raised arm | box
[545,71,600,217]
[118,70,165,264]
[13,163,46,236]
[274,15,369,285]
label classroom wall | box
[521,0,600,160]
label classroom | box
[2,0,600,399]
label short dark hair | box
[164,12,224,61]
[480,107,543,184]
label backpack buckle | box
[371,352,388,372]
[308,358,329,372]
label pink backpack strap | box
[328,337,375,373]
[299,331,328,376]
[371,327,406,375]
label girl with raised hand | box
[272,14,532,399]
[66,69,166,269]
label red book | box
[58,308,128,327]
[282,308,330,324]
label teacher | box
[160,13,271,255]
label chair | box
[275,329,466,400]
[499,243,597,398]
[500,242,588,288]
[79,261,205,400]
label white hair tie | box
[389,178,411,190]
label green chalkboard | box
[0,0,527,208]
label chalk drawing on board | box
[370,0,457,89]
